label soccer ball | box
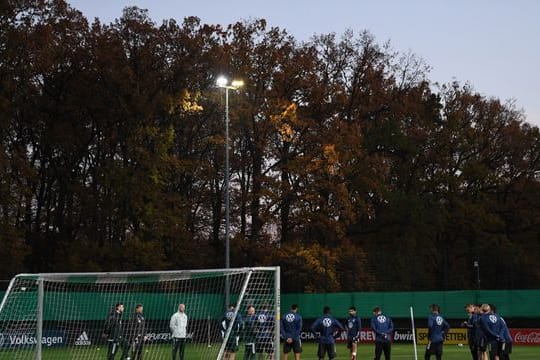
[458,343,463,347]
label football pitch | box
[1,343,539,359]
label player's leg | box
[478,338,488,360]
[268,341,275,360]
[172,338,178,360]
[435,342,442,360]
[107,340,118,360]
[351,340,358,360]
[256,342,264,360]
[488,341,498,360]
[120,339,130,359]
[251,343,257,360]
[293,339,302,360]
[469,341,478,360]
[178,338,186,360]
[135,340,143,360]
[424,341,432,360]
[283,340,291,360]
[130,340,137,360]
[328,343,337,359]
[503,342,511,360]
[374,341,383,360]
[246,343,256,360]
[230,340,238,360]
[283,340,302,360]
[383,341,391,360]
[317,342,325,360]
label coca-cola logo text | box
[509,329,540,346]
[514,332,540,344]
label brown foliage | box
[1,0,539,291]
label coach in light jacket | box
[170,303,188,360]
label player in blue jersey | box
[474,305,488,360]
[243,305,257,360]
[478,304,506,360]
[311,306,345,360]
[371,306,394,360]
[222,303,243,360]
[256,303,275,359]
[499,315,512,360]
[345,306,361,360]
[281,304,302,360]
[425,304,450,360]
[461,304,479,360]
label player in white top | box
[170,303,188,360]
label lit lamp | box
[216,76,244,271]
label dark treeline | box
[1,0,539,292]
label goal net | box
[0,267,280,360]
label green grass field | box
[1,342,539,359]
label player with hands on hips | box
[371,306,394,360]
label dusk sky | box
[68,0,540,127]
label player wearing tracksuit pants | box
[425,304,450,360]
[243,305,257,360]
[371,307,394,360]
[462,304,479,360]
[103,303,129,360]
[129,304,146,360]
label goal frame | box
[0,266,281,360]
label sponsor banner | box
[510,329,540,346]
[144,332,172,343]
[299,328,414,343]
[0,330,66,348]
[145,331,194,343]
[416,328,467,345]
[74,331,92,346]
[358,329,376,343]
[299,331,318,341]
[393,329,415,343]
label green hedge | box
[2,289,539,320]
[281,290,540,318]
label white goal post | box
[0,267,280,360]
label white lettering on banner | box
[394,330,414,341]
[3,334,64,347]
[145,332,171,342]
[145,332,194,342]
[359,330,375,341]
[74,331,91,346]
[514,332,540,344]
[300,332,317,340]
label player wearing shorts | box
[310,306,344,360]
[281,304,302,360]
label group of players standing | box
[101,300,513,360]
[307,305,395,360]
[103,303,146,360]
[222,303,395,360]
[463,303,512,360]
[240,302,513,360]
[221,302,277,360]
[103,302,191,360]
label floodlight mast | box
[216,76,244,306]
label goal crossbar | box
[0,267,280,360]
